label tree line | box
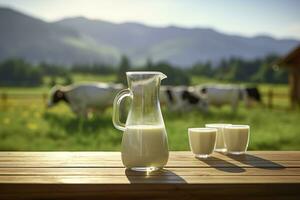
[0,54,287,87]
[189,54,287,84]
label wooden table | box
[0,151,299,199]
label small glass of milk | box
[205,123,232,152]
[223,125,250,155]
[188,128,217,158]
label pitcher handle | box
[112,88,132,131]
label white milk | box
[188,128,217,158]
[224,125,250,154]
[121,125,169,170]
[205,123,231,152]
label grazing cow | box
[195,84,241,112]
[194,84,262,112]
[48,83,123,117]
[160,86,208,112]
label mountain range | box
[0,7,299,67]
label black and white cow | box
[243,87,262,107]
[160,86,208,112]
[194,84,261,112]
[48,83,123,117]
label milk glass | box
[205,123,232,152]
[188,128,217,158]
[112,71,169,172]
[223,125,250,155]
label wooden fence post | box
[1,93,7,103]
[42,93,47,105]
[268,89,273,109]
[1,93,7,109]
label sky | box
[0,0,300,39]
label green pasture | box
[0,74,299,151]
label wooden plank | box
[0,160,297,168]
[0,151,298,168]
[0,167,299,176]
[166,160,296,168]
[0,175,299,184]
[0,151,299,161]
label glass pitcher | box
[112,71,169,172]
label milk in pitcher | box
[121,125,169,170]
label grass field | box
[0,74,299,151]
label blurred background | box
[0,0,299,151]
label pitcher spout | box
[159,72,167,80]
[126,71,166,78]
[126,71,167,86]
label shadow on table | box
[125,168,187,183]
[197,156,246,173]
[226,153,286,170]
